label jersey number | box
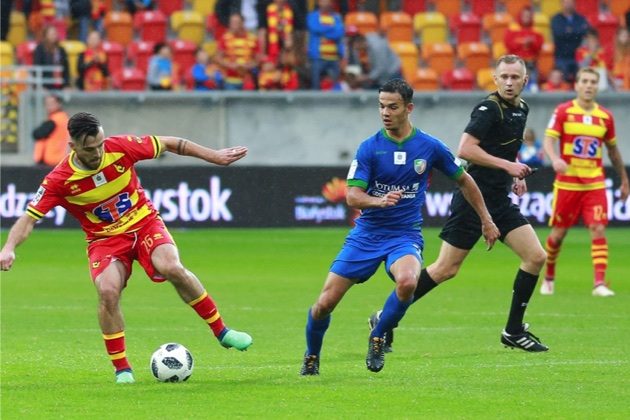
[93,193,132,222]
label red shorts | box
[549,187,608,228]
[87,217,175,282]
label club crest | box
[414,159,427,174]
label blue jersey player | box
[300,79,500,375]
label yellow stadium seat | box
[7,10,27,46]
[414,12,448,44]
[413,67,439,91]
[390,42,418,83]
[344,11,379,35]
[421,42,455,76]
[458,42,491,75]
[60,40,86,81]
[0,41,15,67]
[539,0,562,19]
[201,40,217,58]
[476,67,495,91]
[533,12,551,42]
[171,10,205,45]
[192,0,216,17]
[483,12,513,44]
[492,41,507,60]
[380,11,414,43]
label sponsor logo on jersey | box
[478,106,487,111]
[572,136,599,158]
[92,172,107,187]
[93,192,132,222]
[31,186,45,205]
[114,164,125,173]
[394,151,406,165]
[414,159,427,174]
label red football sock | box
[591,237,608,286]
[189,291,226,337]
[103,331,132,372]
[545,236,560,281]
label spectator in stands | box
[518,127,544,168]
[70,0,92,42]
[307,0,344,90]
[279,47,299,90]
[258,0,295,64]
[124,0,154,15]
[216,13,261,90]
[504,6,544,92]
[77,30,110,91]
[216,0,260,33]
[575,28,614,91]
[347,29,402,89]
[191,48,223,90]
[91,0,106,35]
[541,68,572,92]
[258,56,283,90]
[613,27,630,90]
[147,42,178,90]
[32,94,69,167]
[551,0,589,82]
[33,25,70,90]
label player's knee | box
[395,273,417,297]
[97,285,121,308]
[432,264,459,283]
[530,249,547,270]
[160,261,187,282]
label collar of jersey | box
[493,91,520,108]
[380,126,416,146]
[571,99,598,114]
[68,151,105,174]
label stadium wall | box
[8,91,630,166]
[2,166,628,229]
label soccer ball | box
[150,343,194,382]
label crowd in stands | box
[1,0,629,92]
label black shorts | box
[439,190,530,250]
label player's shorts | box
[439,190,529,250]
[87,217,175,283]
[549,187,608,228]
[330,228,424,283]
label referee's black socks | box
[505,269,539,334]
[413,269,438,303]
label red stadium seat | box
[575,0,599,25]
[102,41,125,74]
[156,0,185,17]
[594,11,620,54]
[170,39,197,78]
[402,0,425,15]
[16,40,37,65]
[113,68,146,91]
[470,0,495,17]
[450,11,482,44]
[441,67,475,90]
[134,10,168,43]
[127,40,155,73]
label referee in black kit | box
[369,55,549,353]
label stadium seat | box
[537,42,555,81]
[503,0,532,17]
[441,67,475,90]
[192,0,217,18]
[0,41,15,66]
[170,39,197,78]
[402,0,425,15]
[7,10,27,46]
[134,10,168,43]
[171,10,205,45]
[102,41,125,74]
[476,67,495,91]
[450,11,482,44]
[127,40,155,73]
[156,0,185,17]
[113,68,146,91]
[50,17,69,40]
[206,14,227,41]
[380,11,414,42]
[470,0,495,17]
[434,0,461,20]
[389,41,418,83]
[344,11,379,35]
[594,11,620,53]
[104,11,134,46]
[16,40,37,65]
[60,40,86,81]
[482,12,513,44]
[575,0,599,25]
[421,42,455,76]
[414,12,448,44]
[533,12,551,42]
[458,42,491,75]
[201,40,218,58]
[413,67,439,91]
[608,0,630,20]
[540,0,562,19]
[492,41,507,60]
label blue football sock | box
[305,309,330,357]
[372,290,412,338]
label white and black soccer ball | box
[150,343,194,382]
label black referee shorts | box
[439,190,530,250]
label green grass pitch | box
[1,227,629,418]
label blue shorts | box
[330,228,424,283]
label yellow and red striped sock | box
[103,331,131,372]
[189,291,226,337]
[545,237,560,280]
[591,237,608,286]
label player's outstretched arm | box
[458,132,532,179]
[346,186,401,209]
[0,214,38,271]
[456,172,500,250]
[606,143,630,201]
[543,135,567,174]
[159,136,248,166]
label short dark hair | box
[379,78,413,104]
[68,112,101,145]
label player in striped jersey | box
[0,112,252,383]
[541,67,629,297]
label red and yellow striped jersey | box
[26,135,163,241]
[545,99,616,191]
